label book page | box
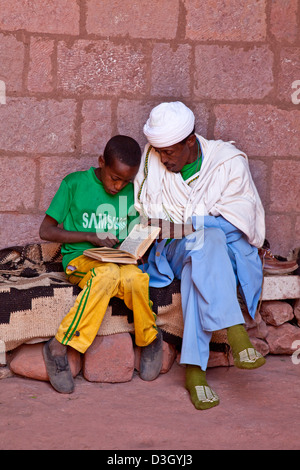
[119,224,160,257]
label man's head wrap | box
[143,101,195,148]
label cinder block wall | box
[0,0,299,256]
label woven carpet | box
[0,242,229,355]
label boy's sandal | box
[43,339,75,394]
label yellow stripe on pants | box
[55,255,158,353]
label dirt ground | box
[0,354,299,451]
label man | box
[134,102,266,410]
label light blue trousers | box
[146,216,263,371]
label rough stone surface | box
[214,105,300,158]
[266,323,300,355]
[0,0,80,35]
[270,0,298,43]
[260,301,294,326]
[270,161,300,212]
[0,157,36,211]
[0,98,76,154]
[184,0,267,41]
[83,333,135,383]
[0,33,24,93]
[194,45,273,100]
[151,43,192,97]
[8,343,82,381]
[261,276,300,301]
[86,0,179,39]
[28,37,55,93]
[57,40,147,96]
[81,100,112,155]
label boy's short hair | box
[103,135,141,167]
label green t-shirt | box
[180,155,202,181]
[46,167,139,270]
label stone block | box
[184,0,267,41]
[83,333,134,383]
[86,0,179,39]
[0,33,24,93]
[266,323,300,354]
[57,40,147,96]
[0,0,80,35]
[260,301,294,326]
[270,0,298,43]
[265,215,294,258]
[247,319,269,341]
[0,98,76,154]
[0,157,36,211]
[250,338,270,357]
[194,45,273,100]
[214,105,300,157]
[270,160,300,212]
[28,37,54,93]
[207,350,234,368]
[81,100,112,155]
[261,276,300,301]
[0,213,43,250]
[278,47,300,103]
[151,43,192,97]
[8,343,82,381]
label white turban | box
[143,101,195,148]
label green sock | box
[185,365,219,410]
[227,324,266,369]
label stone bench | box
[0,242,299,383]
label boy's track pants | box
[55,255,158,353]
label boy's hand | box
[87,232,119,248]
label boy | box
[39,135,162,394]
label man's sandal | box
[233,347,266,370]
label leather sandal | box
[43,339,74,394]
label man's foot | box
[258,247,298,275]
[185,365,219,410]
[227,324,266,369]
[139,328,163,381]
[43,338,74,394]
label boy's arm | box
[39,215,118,248]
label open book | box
[83,223,161,264]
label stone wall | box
[0,0,299,256]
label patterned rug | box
[0,242,230,356]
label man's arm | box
[144,218,195,240]
[39,215,118,248]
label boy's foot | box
[43,338,74,394]
[139,328,163,381]
[227,324,266,369]
[185,365,219,410]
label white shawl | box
[134,134,265,248]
